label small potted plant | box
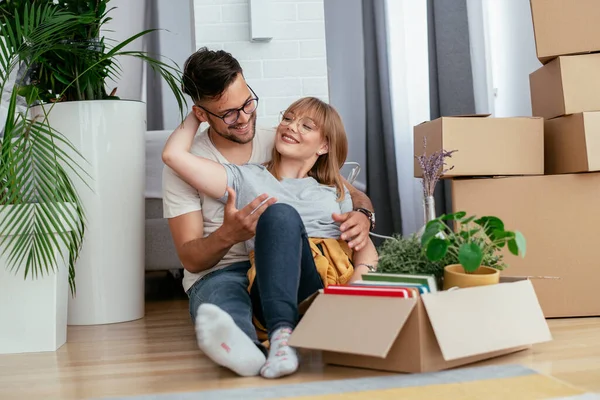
[376,233,507,287]
[420,211,526,290]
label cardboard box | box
[289,279,552,373]
[530,54,600,120]
[545,112,600,174]
[413,115,544,179]
[451,173,600,318]
[530,0,600,64]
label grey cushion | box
[145,216,182,271]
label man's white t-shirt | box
[162,125,276,292]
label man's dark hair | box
[182,47,243,103]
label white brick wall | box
[193,0,329,128]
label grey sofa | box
[145,130,182,272]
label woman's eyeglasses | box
[279,111,318,135]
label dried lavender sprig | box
[415,136,457,197]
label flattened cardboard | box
[288,293,417,358]
[421,280,552,361]
[451,174,600,317]
[414,116,544,178]
[530,54,600,120]
[530,0,600,64]
[545,112,600,174]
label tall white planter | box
[43,100,147,325]
[0,205,70,354]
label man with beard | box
[162,47,375,377]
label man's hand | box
[333,210,371,251]
[217,187,277,245]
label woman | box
[162,97,378,379]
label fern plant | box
[0,2,186,295]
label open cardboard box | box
[289,278,552,374]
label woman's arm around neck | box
[162,112,228,199]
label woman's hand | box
[347,264,373,285]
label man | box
[162,47,376,377]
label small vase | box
[416,196,437,238]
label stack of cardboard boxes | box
[414,0,600,318]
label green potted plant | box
[376,232,508,288]
[420,211,526,290]
[0,1,186,352]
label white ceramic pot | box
[100,0,147,102]
[38,100,147,325]
[0,204,70,354]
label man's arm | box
[168,188,277,273]
[168,211,233,273]
[343,178,373,211]
[332,178,375,251]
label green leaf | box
[440,211,466,221]
[507,231,527,257]
[458,242,483,272]
[515,231,526,257]
[421,220,445,246]
[459,228,480,240]
[460,215,475,225]
[491,229,514,248]
[475,216,505,240]
[425,238,448,261]
[507,239,518,256]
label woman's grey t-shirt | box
[219,163,353,252]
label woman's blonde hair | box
[265,97,348,201]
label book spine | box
[324,286,410,298]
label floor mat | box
[98,364,595,400]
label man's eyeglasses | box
[197,85,259,125]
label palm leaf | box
[1,2,188,296]
[1,5,91,294]
[0,116,86,294]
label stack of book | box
[325,273,438,298]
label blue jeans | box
[250,203,324,337]
[187,261,261,347]
[187,203,323,344]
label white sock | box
[260,326,299,379]
[195,303,266,377]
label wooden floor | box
[1,274,600,400]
